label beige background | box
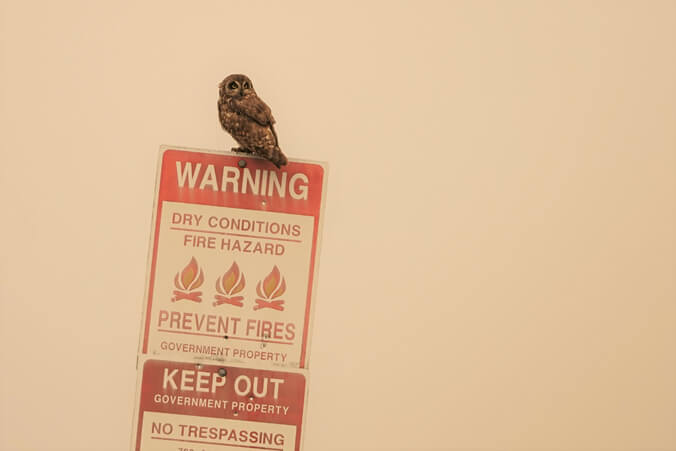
[1,1,675,450]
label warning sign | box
[140,146,327,368]
[131,358,308,451]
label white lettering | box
[163,368,178,390]
[289,173,309,200]
[180,370,195,391]
[176,162,202,188]
[268,171,287,197]
[199,164,218,191]
[269,378,284,399]
[162,367,226,393]
[196,371,211,393]
[174,161,310,199]
[221,167,240,192]
[241,169,260,195]
[234,375,251,396]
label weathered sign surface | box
[139,146,327,368]
[131,357,308,451]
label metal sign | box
[131,358,308,451]
[139,146,327,368]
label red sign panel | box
[139,146,327,368]
[131,358,308,451]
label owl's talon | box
[231,147,252,154]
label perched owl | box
[218,74,288,168]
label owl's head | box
[219,74,255,99]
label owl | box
[217,74,288,168]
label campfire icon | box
[254,265,286,311]
[172,257,204,302]
[213,262,246,307]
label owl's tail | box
[269,146,288,169]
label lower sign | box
[131,358,308,451]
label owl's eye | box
[228,81,239,90]
[243,81,250,89]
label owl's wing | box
[232,96,276,127]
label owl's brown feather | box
[217,74,287,168]
[230,95,276,127]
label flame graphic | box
[213,262,246,308]
[254,266,286,311]
[257,265,286,299]
[174,257,204,291]
[216,262,246,296]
